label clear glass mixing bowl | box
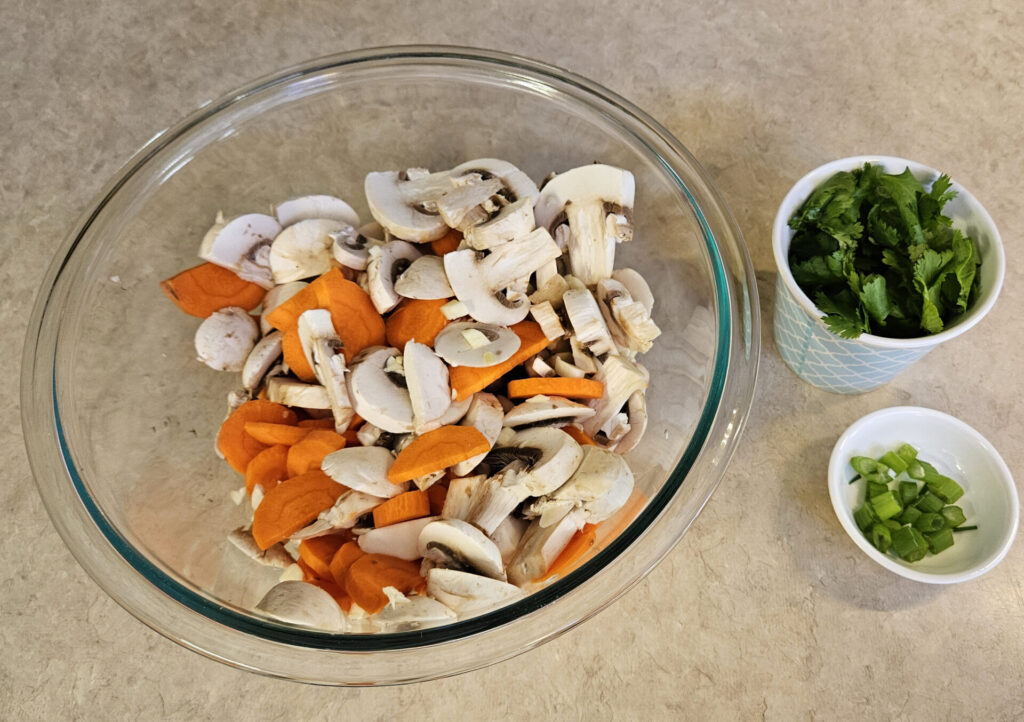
[21,46,759,684]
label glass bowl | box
[21,46,759,685]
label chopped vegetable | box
[372,490,432,527]
[385,298,451,349]
[892,525,929,562]
[286,429,346,477]
[870,523,892,554]
[430,228,463,255]
[506,377,605,400]
[251,469,347,549]
[244,443,289,495]
[344,554,424,615]
[298,533,351,580]
[869,490,903,521]
[160,262,266,318]
[449,321,549,400]
[387,426,490,483]
[925,527,955,554]
[244,422,310,446]
[218,400,298,474]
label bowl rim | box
[22,44,760,681]
[827,405,1019,584]
[772,154,1005,349]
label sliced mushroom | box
[240,331,283,391]
[430,393,473,427]
[562,288,619,357]
[463,197,535,249]
[346,346,414,433]
[436,174,505,232]
[529,301,565,341]
[393,255,454,300]
[526,355,556,378]
[441,474,486,520]
[199,212,281,289]
[259,281,307,334]
[266,377,331,409]
[267,218,346,284]
[433,322,521,368]
[526,445,634,527]
[331,222,383,271]
[596,279,661,355]
[358,515,440,561]
[321,446,403,498]
[440,298,470,320]
[612,390,648,454]
[552,354,587,379]
[450,159,539,206]
[530,268,567,308]
[226,527,293,568]
[411,470,446,491]
[403,340,451,434]
[533,164,635,285]
[506,509,586,586]
[364,169,453,242]
[490,515,528,566]
[443,227,561,326]
[366,240,422,314]
[503,395,596,428]
[568,335,599,374]
[274,194,359,228]
[292,489,386,539]
[372,588,456,631]
[195,307,259,372]
[418,519,506,580]
[451,393,504,476]
[425,568,524,617]
[297,309,355,432]
[583,356,649,438]
[611,267,654,314]
[255,580,346,632]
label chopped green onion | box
[926,475,964,504]
[867,481,888,499]
[897,444,918,463]
[881,451,908,474]
[913,512,946,533]
[848,474,862,485]
[871,523,892,553]
[898,506,922,525]
[870,490,903,521]
[907,461,926,480]
[853,504,877,532]
[953,525,978,533]
[941,506,967,528]
[899,480,919,506]
[892,526,928,562]
[850,456,879,476]
[882,519,902,531]
[915,491,944,513]
[919,460,942,483]
[925,527,955,554]
[864,471,890,485]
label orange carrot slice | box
[540,523,599,582]
[282,325,316,382]
[297,417,337,429]
[299,533,352,580]
[296,558,320,583]
[286,429,346,477]
[449,321,549,401]
[311,577,353,612]
[328,541,367,587]
[387,426,490,483]
[372,490,431,528]
[507,377,605,400]
[311,269,387,363]
[218,400,298,474]
[385,298,450,349]
[264,283,320,332]
[160,262,266,318]
[427,484,448,516]
[244,422,310,446]
[563,424,600,447]
[429,228,462,255]
[345,554,425,614]
[244,443,290,494]
[251,469,347,549]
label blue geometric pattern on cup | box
[773,276,930,394]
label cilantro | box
[787,163,982,338]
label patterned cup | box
[772,156,1004,394]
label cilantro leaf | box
[859,274,892,326]
[875,168,926,245]
[788,171,857,232]
[791,253,845,286]
[822,313,867,339]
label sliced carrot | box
[342,428,361,446]
[311,577,353,612]
[218,400,298,474]
[251,469,347,550]
[311,268,387,363]
[429,228,462,255]
[299,533,352,580]
[387,426,490,483]
[345,554,425,614]
[328,541,367,587]
[244,422,310,446]
[539,523,599,582]
[282,325,316,382]
[286,429,346,477]
[449,321,549,401]
[297,418,337,429]
[385,298,450,349]
[264,283,319,332]
[372,490,431,528]
[244,443,290,494]
[160,262,266,318]
[507,377,605,400]
[427,484,448,516]
[563,424,600,447]
[296,557,320,583]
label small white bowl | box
[828,406,1018,583]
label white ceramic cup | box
[772,155,1005,394]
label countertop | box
[3,1,1022,719]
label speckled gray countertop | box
[4,2,1023,719]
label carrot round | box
[372,490,431,528]
[244,443,290,494]
[429,228,462,255]
[297,417,337,429]
[311,577,353,612]
[449,321,549,401]
[160,262,266,318]
[296,557,321,583]
[385,298,450,349]
[540,523,598,582]
[507,377,604,400]
[427,484,448,516]
[344,554,425,614]
[299,533,352,580]
[264,283,319,332]
[286,429,347,477]
[244,422,310,446]
[218,400,298,474]
[563,424,599,447]
[282,325,316,382]
[387,426,491,483]
[251,469,347,549]
[312,269,386,363]
[328,541,367,587]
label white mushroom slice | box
[611,268,654,314]
[450,159,540,205]
[255,581,346,632]
[366,240,422,314]
[569,336,599,374]
[356,422,386,447]
[528,446,634,526]
[443,227,561,326]
[394,255,454,300]
[411,470,446,491]
[199,212,281,289]
[364,169,453,242]
[583,357,649,437]
[437,174,505,231]
[274,194,359,228]
[358,516,440,561]
[440,299,469,320]
[605,413,631,445]
[259,281,307,335]
[552,354,587,379]
[292,490,386,539]
[373,588,456,630]
[226,388,249,418]
[490,515,528,566]
[195,307,259,372]
[526,355,556,378]
[441,474,486,520]
[297,309,354,432]
[266,377,331,409]
[503,395,596,428]
[226,527,293,568]
[347,346,414,433]
[452,393,505,476]
[425,568,524,617]
[613,390,648,454]
[330,223,378,271]
[403,340,451,434]
[529,272,569,309]
[533,165,635,285]
[434,322,521,369]
[430,393,473,427]
[464,197,535,249]
[418,519,506,580]
[511,427,586,496]
[562,288,619,357]
[241,331,283,391]
[506,509,586,586]
[321,446,403,498]
[597,279,661,355]
[495,426,518,446]
[529,301,565,341]
[269,218,345,284]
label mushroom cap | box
[425,568,524,616]
[270,218,347,284]
[463,197,536,250]
[541,445,635,524]
[194,306,259,372]
[503,395,596,428]
[366,240,423,314]
[506,509,585,586]
[321,446,402,498]
[402,340,451,433]
[346,346,414,433]
[511,426,585,497]
[255,581,347,631]
[393,255,454,300]
[433,322,521,368]
[613,390,648,454]
[533,164,635,231]
[442,250,531,326]
[372,589,457,631]
[357,515,440,561]
[274,194,359,228]
[611,267,654,313]
[241,330,283,391]
[418,518,506,580]
[199,213,281,289]
[449,159,540,206]
[330,224,375,271]
[364,170,452,242]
